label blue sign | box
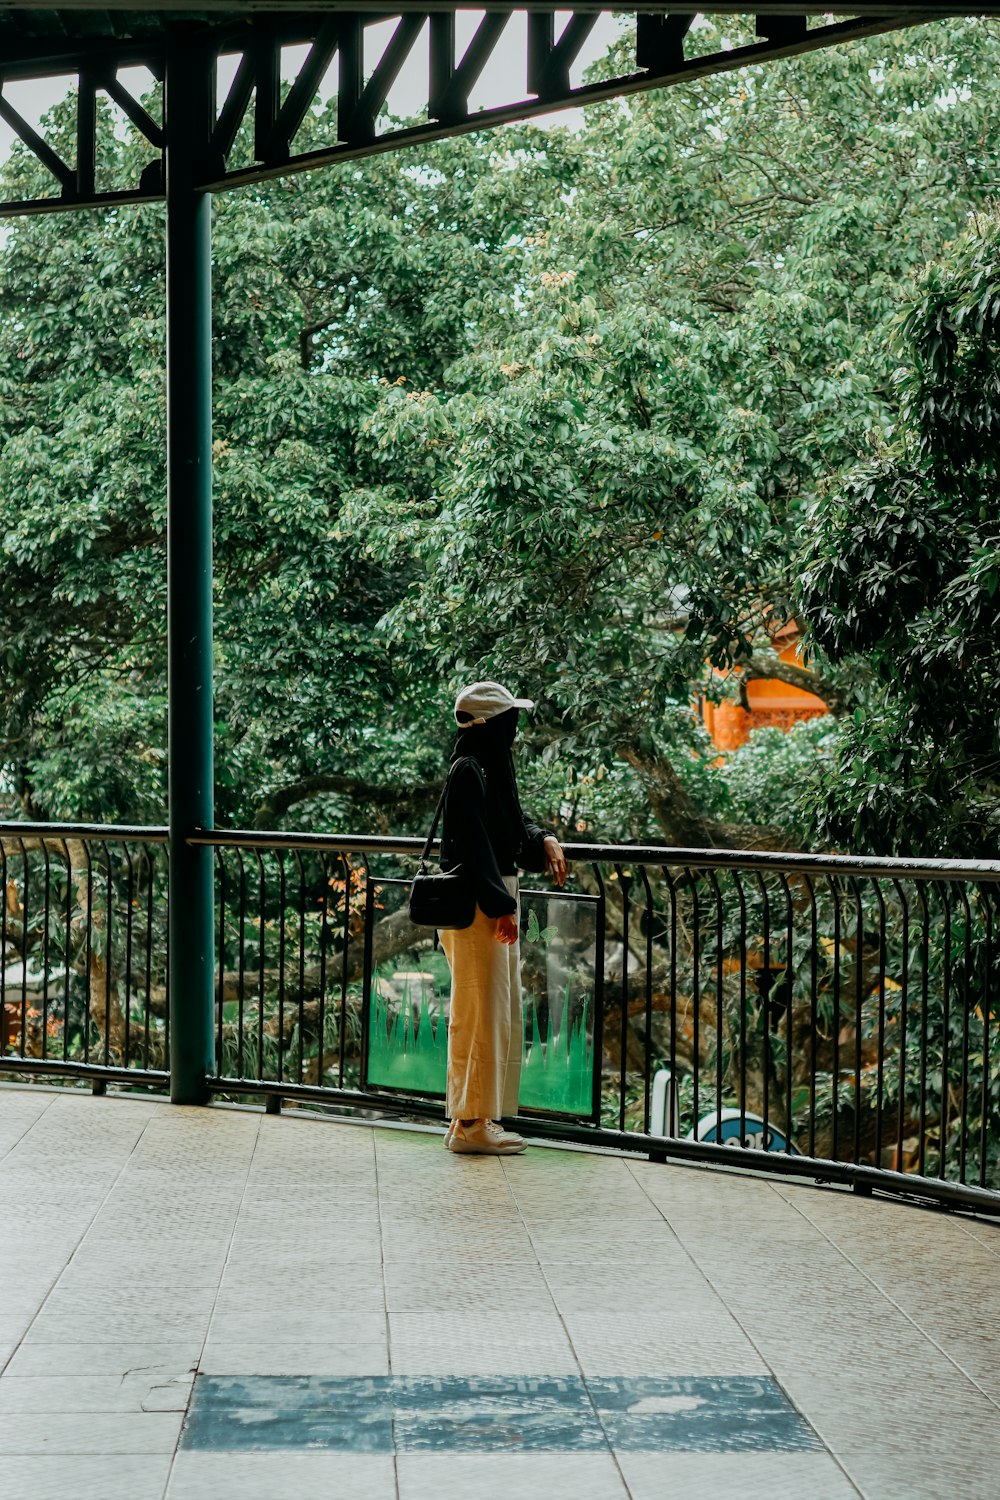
[691,1108,799,1155]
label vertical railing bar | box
[0,841,7,1052]
[850,876,864,1167]
[806,874,818,1159]
[254,849,267,1082]
[16,840,28,1062]
[143,842,154,1071]
[338,854,351,1089]
[873,879,887,1169]
[236,848,247,1081]
[295,850,307,1086]
[163,842,170,1063]
[102,843,113,1067]
[831,872,841,1161]
[617,864,630,1135]
[61,839,72,1062]
[591,863,606,1127]
[317,852,329,1088]
[40,841,51,1061]
[708,869,724,1133]
[979,887,994,1190]
[664,867,678,1128]
[917,884,930,1177]
[19,839,29,1057]
[735,870,748,1148]
[83,841,93,1065]
[958,884,973,1185]
[690,867,700,1132]
[754,870,770,1151]
[360,856,374,1089]
[779,872,794,1152]
[123,844,135,1069]
[276,851,287,1084]
[940,882,953,1178]
[216,848,227,1076]
[891,878,909,1177]
[638,865,654,1136]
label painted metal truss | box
[0,7,925,215]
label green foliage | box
[2,20,1000,854]
[719,717,842,843]
[799,205,1000,855]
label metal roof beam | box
[0,7,942,216]
[201,9,920,194]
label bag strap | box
[417,757,483,871]
[417,784,448,871]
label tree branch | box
[617,742,790,851]
[739,653,848,716]
[252,773,440,829]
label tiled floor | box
[1,1086,999,1499]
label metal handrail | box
[3,821,996,882]
[187,825,1000,883]
[0,822,169,844]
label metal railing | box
[196,828,1000,1215]
[4,820,1000,1215]
[0,823,170,1090]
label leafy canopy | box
[1,17,998,853]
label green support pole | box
[166,38,215,1104]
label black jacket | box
[439,755,549,917]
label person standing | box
[438,682,567,1155]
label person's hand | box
[544,836,568,888]
[495,913,519,945]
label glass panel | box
[363,881,597,1117]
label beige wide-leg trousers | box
[441,875,521,1121]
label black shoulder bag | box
[407,759,480,931]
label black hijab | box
[451,707,523,830]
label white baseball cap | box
[454,680,535,726]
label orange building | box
[700,624,828,751]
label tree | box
[799,203,1000,856]
[347,16,1000,847]
[2,18,999,855]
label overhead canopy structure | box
[0,3,987,213]
[0,0,988,1104]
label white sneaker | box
[447,1119,526,1155]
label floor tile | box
[0,1371,194,1413]
[166,1451,395,1500]
[0,1454,174,1500]
[4,1342,201,1378]
[618,1450,860,1499]
[396,1451,629,1500]
[0,1410,184,1454]
[197,1339,390,1377]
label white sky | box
[0,12,624,168]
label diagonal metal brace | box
[528,12,599,101]
[0,87,74,192]
[211,50,255,163]
[430,10,512,125]
[102,72,165,150]
[340,13,427,147]
[265,16,340,162]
